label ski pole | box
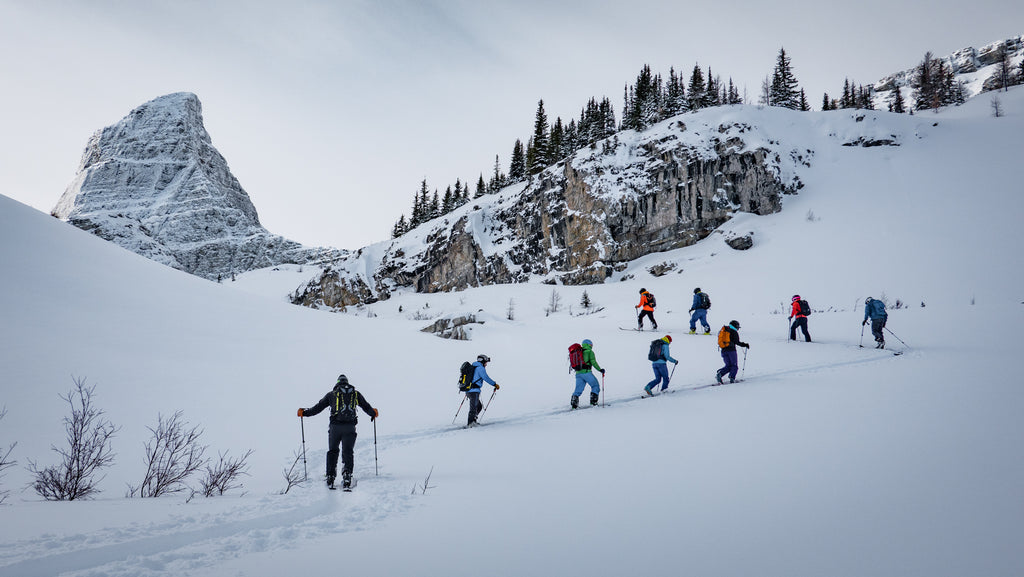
[452,393,467,425]
[373,417,379,477]
[884,326,910,349]
[741,348,748,379]
[859,323,866,347]
[601,372,606,407]
[300,415,308,482]
[477,389,497,423]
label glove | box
[673,360,679,365]
[688,309,694,313]
[862,319,867,326]
[372,408,379,421]
[600,369,606,375]
[297,408,304,417]
[493,383,500,390]
[743,343,750,349]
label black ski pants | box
[871,318,887,344]
[467,391,482,425]
[790,317,811,341]
[326,421,357,477]
[638,309,657,329]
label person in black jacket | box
[298,374,378,489]
[715,320,750,384]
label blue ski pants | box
[690,308,710,331]
[717,349,739,381]
[574,372,601,397]
[646,363,671,391]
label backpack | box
[717,326,732,349]
[646,292,656,308]
[797,299,811,316]
[699,292,711,310]
[457,361,476,392]
[648,339,665,362]
[568,343,587,371]
[334,386,358,420]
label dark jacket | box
[304,384,375,425]
[720,324,749,352]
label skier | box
[635,288,658,330]
[716,321,750,384]
[789,294,811,342]
[297,374,378,490]
[571,339,605,409]
[862,297,888,348]
[688,287,711,334]
[643,335,678,396]
[466,354,500,427]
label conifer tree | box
[821,93,831,111]
[687,64,706,111]
[703,67,720,108]
[509,139,526,182]
[799,89,810,111]
[913,52,940,111]
[527,100,549,174]
[442,186,454,214]
[475,175,486,198]
[890,86,906,113]
[665,67,686,115]
[726,78,742,105]
[549,119,565,163]
[392,214,408,238]
[769,48,800,109]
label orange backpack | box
[717,326,731,349]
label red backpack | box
[568,343,586,371]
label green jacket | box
[576,343,603,374]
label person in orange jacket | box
[297,374,377,489]
[635,288,658,330]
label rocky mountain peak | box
[53,93,339,279]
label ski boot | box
[590,392,599,406]
[342,472,352,490]
[715,372,724,385]
[326,474,336,490]
[703,329,711,335]
[643,385,654,397]
[688,329,696,335]
[570,395,580,409]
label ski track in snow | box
[0,340,908,577]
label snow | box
[2,87,1024,577]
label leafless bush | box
[127,411,207,498]
[200,449,253,497]
[280,450,307,494]
[545,288,563,315]
[0,407,16,504]
[27,377,119,501]
[412,466,436,495]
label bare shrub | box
[0,407,16,504]
[27,377,119,501]
[280,450,307,494]
[127,411,207,498]
[545,288,562,315]
[200,449,253,497]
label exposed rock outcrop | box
[294,115,805,307]
[53,93,341,279]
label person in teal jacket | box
[644,335,679,396]
[863,297,888,348]
[572,339,605,409]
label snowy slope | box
[1,87,1023,577]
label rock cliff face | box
[291,114,807,309]
[53,93,339,279]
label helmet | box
[792,295,801,301]
[477,354,491,364]
[663,335,672,343]
[730,320,741,329]
[582,339,593,347]
[639,288,647,294]
[694,287,701,294]
[336,374,348,385]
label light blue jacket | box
[653,342,678,365]
[469,362,497,393]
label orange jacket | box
[637,292,654,311]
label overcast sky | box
[1,0,1021,249]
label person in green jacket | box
[571,339,605,409]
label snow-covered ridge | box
[291,103,908,309]
[52,92,342,280]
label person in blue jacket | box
[466,354,499,427]
[688,287,711,334]
[862,297,889,348]
[644,335,679,396]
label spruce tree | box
[821,93,831,111]
[769,48,800,109]
[913,52,939,111]
[703,67,719,108]
[799,89,810,111]
[890,87,906,113]
[687,64,706,111]
[665,67,686,115]
[392,214,407,238]
[475,175,486,198]
[509,139,526,182]
[549,119,565,163]
[442,186,454,214]
[528,100,549,175]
